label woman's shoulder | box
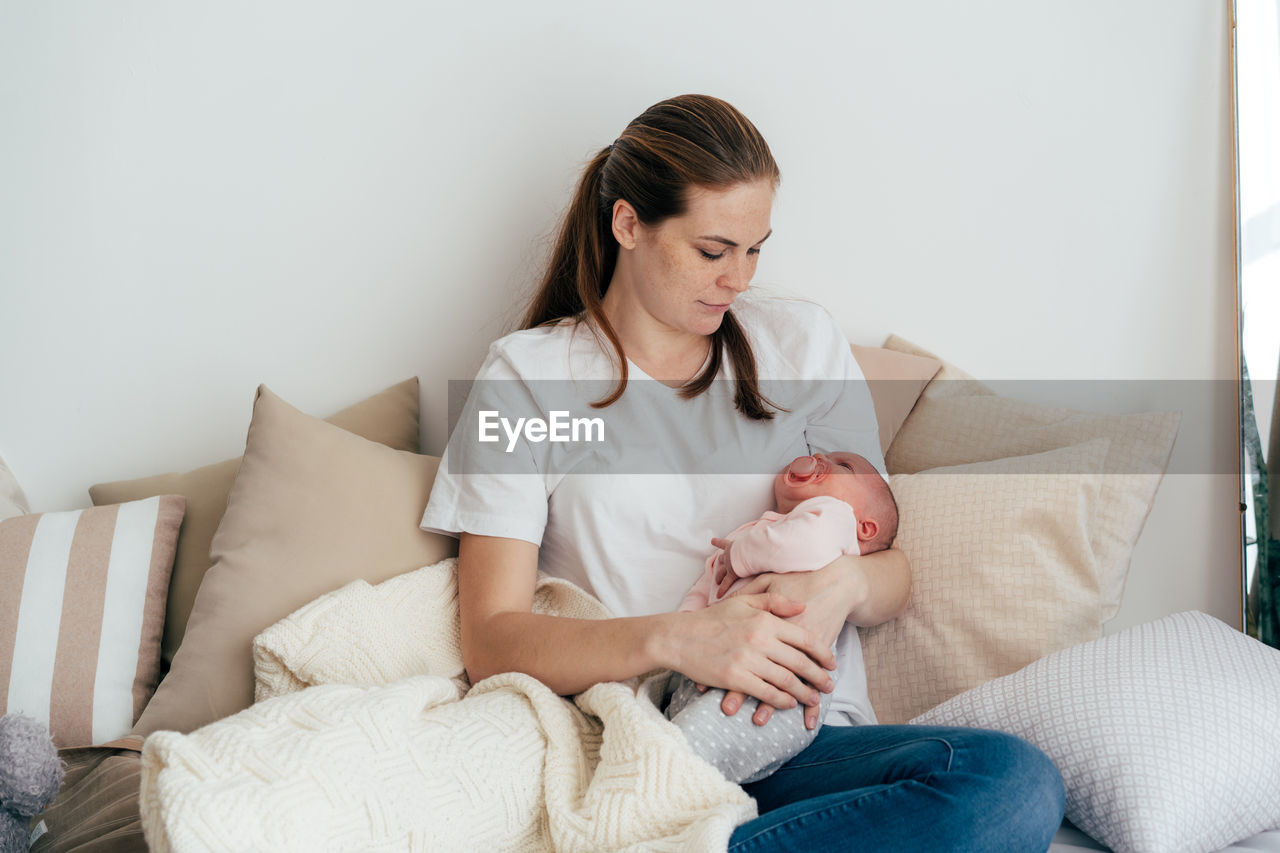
[486,319,572,356]
[480,318,609,381]
[732,294,848,377]
[734,293,834,325]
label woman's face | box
[609,180,775,338]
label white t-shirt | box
[420,296,884,725]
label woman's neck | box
[631,337,712,388]
[600,282,710,388]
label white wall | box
[0,1,1239,631]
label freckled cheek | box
[658,249,705,298]
[660,246,693,277]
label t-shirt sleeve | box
[728,498,859,575]
[801,306,886,478]
[419,342,550,546]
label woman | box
[421,94,1065,851]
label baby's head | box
[773,452,898,554]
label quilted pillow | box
[883,335,1179,621]
[913,611,1280,853]
[861,440,1108,724]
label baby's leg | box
[663,673,832,785]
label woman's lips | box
[698,300,733,313]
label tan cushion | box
[32,738,145,853]
[849,344,942,455]
[1,498,183,747]
[883,336,1180,621]
[881,334,996,401]
[89,378,421,670]
[861,441,1109,724]
[131,386,456,736]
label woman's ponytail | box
[522,146,614,330]
[522,145,634,406]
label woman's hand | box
[719,564,856,727]
[719,549,911,728]
[663,592,837,714]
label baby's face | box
[773,452,881,516]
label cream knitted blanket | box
[138,558,756,852]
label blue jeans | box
[728,724,1065,852]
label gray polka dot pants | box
[663,673,834,784]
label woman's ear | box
[611,199,641,250]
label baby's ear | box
[858,518,879,542]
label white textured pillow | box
[0,455,29,521]
[912,611,1280,853]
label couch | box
[4,335,1279,852]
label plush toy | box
[0,714,63,853]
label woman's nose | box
[719,258,752,292]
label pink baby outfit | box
[665,493,864,783]
[679,495,862,612]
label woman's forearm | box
[458,533,835,705]
[457,531,684,694]
[464,608,677,695]
[836,546,912,627]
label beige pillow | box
[131,386,455,737]
[90,377,422,670]
[861,441,1108,724]
[880,334,996,401]
[849,344,942,455]
[1,496,183,747]
[883,336,1180,621]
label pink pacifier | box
[787,455,820,482]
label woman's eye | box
[699,249,725,261]
[747,247,761,256]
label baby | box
[664,451,899,784]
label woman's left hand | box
[720,562,860,728]
[732,565,857,649]
[718,549,910,728]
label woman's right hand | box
[663,592,836,712]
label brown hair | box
[521,94,781,419]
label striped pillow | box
[0,495,183,748]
